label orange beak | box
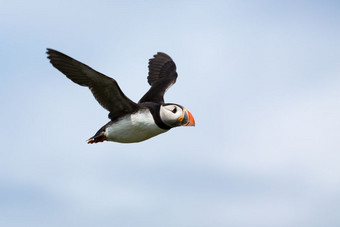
[180,108,195,126]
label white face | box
[159,104,184,127]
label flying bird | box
[46,49,195,143]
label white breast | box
[104,109,168,143]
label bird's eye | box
[172,107,177,113]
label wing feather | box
[139,52,178,103]
[46,48,139,120]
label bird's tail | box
[87,122,111,144]
[87,134,107,144]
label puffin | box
[46,49,195,143]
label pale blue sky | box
[1,0,340,226]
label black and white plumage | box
[46,49,195,143]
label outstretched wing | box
[138,52,178,104]
[46,48,139,120]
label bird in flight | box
[46,49,195,143]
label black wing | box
[138,52,178,104]
[46,48,139,120]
